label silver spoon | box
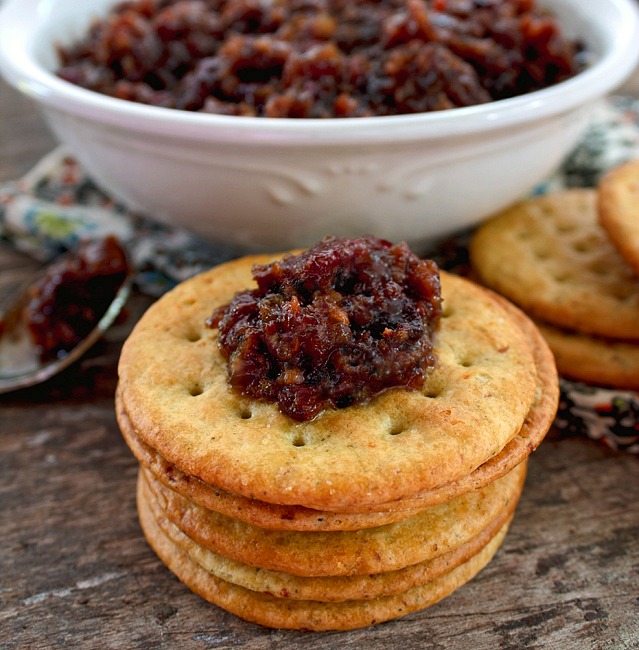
[0,238,132,394]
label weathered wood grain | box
[1,77,638,650]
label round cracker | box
[535,320,639,390]
[598,159,639,276]
[137,479,507,632]
[118,263,537,510]
[470,189,639,340]
[117,292,556,525]
[139,469,513,602]
[141,460,526,577]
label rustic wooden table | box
[1,77,638,650]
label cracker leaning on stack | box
[470,160,639,391]
[116,242,558,631]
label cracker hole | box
[589,261,612,277]
[184,329,202,343]
[536,205,554,218]
[388,421,406,436]
[572,238,598,254]
[189,384,204,397]
[552,271,571,283]
[238,406,253,420]
[610,285,637,302]
[424,385,443,399]
[556,222,577,234]
[533,249,550,261]
[291,433,306,447]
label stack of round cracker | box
[116,256,558,631]
[470,160,639,392]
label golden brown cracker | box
[470,189,639,339]
[536,320,639,390]
[118,264,537,510]
[598,159,639,276]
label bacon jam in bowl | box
[0,0,638,250]
[55,0,584,119]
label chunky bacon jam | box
[208,236,442,421]
[56,0,584,118]
[23,236,129,362]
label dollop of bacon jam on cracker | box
[207,235,442,420]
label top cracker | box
[118,254,538,511]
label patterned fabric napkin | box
[1,96,638,452]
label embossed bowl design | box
[1,0,638,251]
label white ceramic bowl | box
[1,0,638,251]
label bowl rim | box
[1,0,639,145]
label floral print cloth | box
[1,96,638,452]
